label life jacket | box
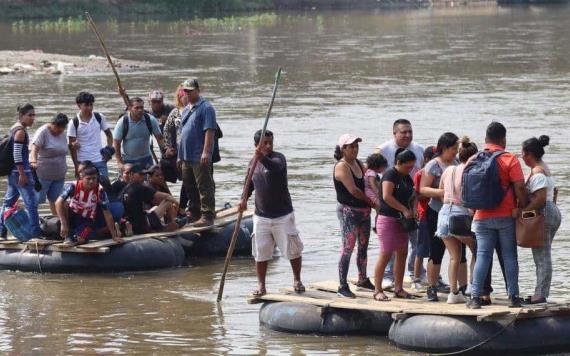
[68,180,103,220]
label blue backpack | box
[461,151,506,209]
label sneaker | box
[192,216,214,228]
[381,278,394,290]
[356,278,375,290]
[447,291,467,304]
[337,285,356,298]
[125,222,133,237]
[176,216,188,228]
[467,297,482,309]
[426,286,439,302]
[436,279,450,294]
[509,296,526,308]
[460,284,471,297]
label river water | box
[0,5,569,354]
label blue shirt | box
[178,97,217,163]
[113,113,161,161]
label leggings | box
[337,204,371,288]
[427,207,446,265]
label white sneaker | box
[382,278,394,290]
[465,284,472,296]
[447,291,468,304]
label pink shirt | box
[364,169,380,205]
[440,164,466,206]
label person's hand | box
[112,236,124,244]
[512,208,521,219]
[254,147,265,162]
[238,200,247,212]
[165,147,176,158]
[403,209,413,219]
[200,152,210,166]
[18,174,28,187]
[30,161,37,170]
[117,161,124,172]
[177,159,182,171]
[60,225,69,240]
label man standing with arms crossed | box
[178,79,217,227]
[240,129,304,297]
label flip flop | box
[251,288,267,298]
[373,291,391,302]
[293,281,305,293]
[394,290,414,299]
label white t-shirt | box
[67,112,110,162]
[527,173,556,202]
[377,140,424,177]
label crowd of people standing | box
[334,119,561,309]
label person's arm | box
[30,143,39,170]
[201,129,215,166]
[153,191,178,206]
[113,139,123,171]
[13,129,28,187]
[55,197,69,239]
[419,168,444,199]
[104,128,113,147]
[334,162,372,206]
[382,181,412,218]
[102,208,122,242]
[68,136,80,177]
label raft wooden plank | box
[25,239,60,247]
[0,239,22,246]
[215,206,239,219]
[50,244,110,254]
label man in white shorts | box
[239,129,304,297]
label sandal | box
[293,281,305,293]
[394,289,414,299]
[251,288,267,298]
[525,296,547,304]
[373,291,391,302]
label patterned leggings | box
[337,204,371,288]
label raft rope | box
[428,308,522,356]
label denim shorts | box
[37,178,65,204]
[436,204,473,238]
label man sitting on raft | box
[56,166,122,246]
[121,164,181,235]
[239,129,305,297]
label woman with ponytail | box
[0,104,42,238]
[520,135,561,304]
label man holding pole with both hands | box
[239,129,305,297]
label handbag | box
[516,210,544,248]
[3,203,32,241]
[447,167,472,237]
[398,214,418,232]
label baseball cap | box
[145,164,162,175]
[181,79,199,91]
[148,90,164,101]
[338,134,362,147]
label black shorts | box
[146,211,163,231]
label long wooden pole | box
[85,12,129,107]
[217,67,282,303]
[85,12,159,165]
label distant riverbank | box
[2,0,487,20]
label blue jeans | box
[124,155,153,169]
[93,161,109,177]
[0,171,42,237]
[472,217,519,298]
[37,178,65,204]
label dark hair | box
[393,119,411,133]
[395,148,416,165]
[436,132,459,155]
[486,121,507,143]
[51,113,69,128]
[522,135,550,161]
[423,145,436,162]
[366,153,387,170]
[76,91,95,105]
[129,97,144,107]
[458,136,478,163]
[79,166,98,177]
[254,129,274,146]
[334,145,342,161]
[17,103,34,117]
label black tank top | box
[333,159,367,208]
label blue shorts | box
[416,219,431,258]
[37,178,65,204]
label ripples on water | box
[0,5,569,354]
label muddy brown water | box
[0,5,569,354]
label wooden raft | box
[0,207,252,255]
[248,280,570,322]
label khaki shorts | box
[252,212,304,262]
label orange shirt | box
[474,144,524,220]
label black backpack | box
[121,113,153,140]
[73,112,103,132]
[0,125,24,176]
